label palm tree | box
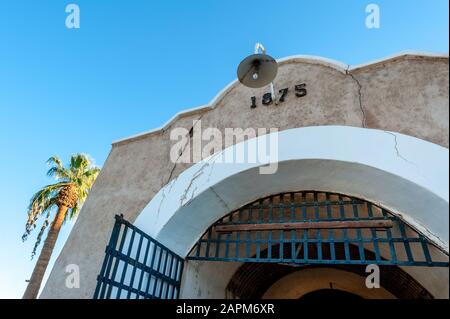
[22,154,100,299]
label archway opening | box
[185,191,448,299]
[225,262,432,299]
[187,191,448,267]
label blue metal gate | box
[187,191,449,267]
[94,215,184,299]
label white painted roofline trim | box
[112,51,448,145]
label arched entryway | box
[94,127,449,299]
[93,190,449,299]
[182,191,448,299]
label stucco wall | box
[40,53,449,299]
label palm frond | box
[23,183,67,241]
[46,166,71,180]
[47,156,63,169]
[24,154,100,257]
[30,211,51,259]
[47,155,72,180]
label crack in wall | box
[206,152,223,182]
[156,113,219,220]
[383,131,417,166]
[179,162,210,206]
[166,134,190,185]
[165,114,205,186]
[156,177,179,219]
[156,116,205,219]
[346,66,367,128]
[210,186,231,211]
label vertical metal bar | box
[268,196,273,222]
[398,222,414,263]
[205,228,212,258]
[303,229,308,262]
[195,239,202,258]
[367,203,381,262]
[126,232,143,299]
[325,193,332,219]
[144,241,157,298]
[267,230,272,260]
[165,255,175,299]
[353,201,365,262]
[290,193,296,261]
[146,243,158,299]
[279,196,285,260]
[248,206,253,222]
[419,235,433,265]
[215,232,222,258]
[175,260,184,299]
[313,193,319,221]
[246,231,251,258]
[326,193,335,261]
[301,192,307,221]
[246,203,253,258]
[339,195,350,261]
[170,258,180,299]
[290,193,296,222]
[301,192,308,262]
[225,212,232,259]
[158,249,169,298]
[382,209,396,263]
[256,230,261,259]
[222,214,233,258]
[235,209,241,259]
[279,230,284,260]
[151,245,164,299]
[116,228,136,299]
[371,234,381,263]
[105,223,129,299]
[256,199,263,259]
[279,196,284,223]
[136,237,150,298]
[235,230,241,259]
[95,216,121,299]
[225,233,231,259]
[314,192,322,261]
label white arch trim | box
[134,126,449,256]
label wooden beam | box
[215,220,393,233]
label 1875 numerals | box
[251,83,307,108]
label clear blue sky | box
[0,0,448,299]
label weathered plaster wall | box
[179,261,242,299]
[40,53,449,299]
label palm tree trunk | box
[22,205,68,299]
